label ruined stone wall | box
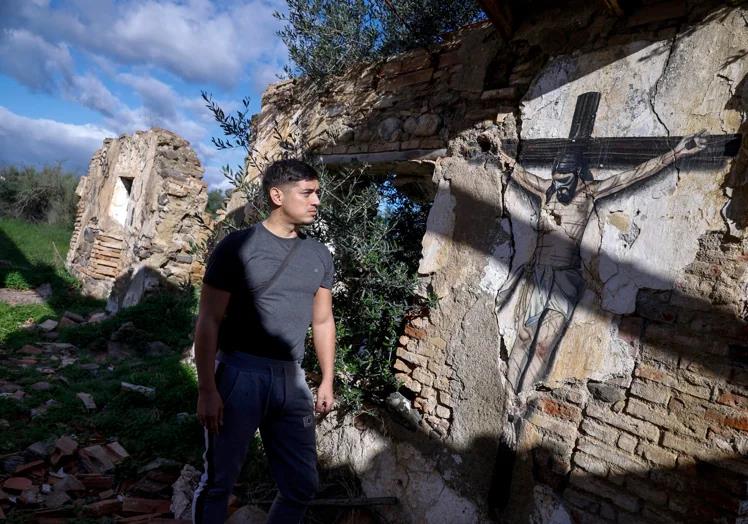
[68,129,210,312]
[253,2,747,522]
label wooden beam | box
[600,0,625,16]
[477,0,513,41]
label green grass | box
[0,218,202,468]
[0,218,106,348]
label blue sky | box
[0,0,289,190]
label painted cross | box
[495,90,742,396]
[501,91,741,169]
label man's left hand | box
[315,380,334,414]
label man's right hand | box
[197,389,224,434]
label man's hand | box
[197,388,224,434]
[674,130,708,159]
[315,380,334,414]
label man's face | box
[551,169,578,204]
[275,179,321,225]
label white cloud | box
[0,106,113,173]
[69,74,123,117]
[1,0,288,89]
[0,28,73,92]
[117,73,180,119]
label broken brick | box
[76,392,97,410]
[77,474,114,490]
[52,474,85,493]
[51,435,78,465]
[19,345,42,355]
[83,498,122,517]
[122,497,172,514]
[104,441,129,463]
[14,459,45,475]
[3,477,33,492]
[79,445,115,473]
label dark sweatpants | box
[193,351,319,524]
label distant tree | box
[205,188,231,217]
[0,165,80,226]
[276,0,484,79]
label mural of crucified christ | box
[495,101,708,395]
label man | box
[192,159,336,523]
[495,132,707,395]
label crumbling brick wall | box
[68,129,210,312]
[248,1,748,521]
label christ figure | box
[495,132,707,394]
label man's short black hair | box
[262,159,318,202]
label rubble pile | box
[0,438,190,522]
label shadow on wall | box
[300,71,748,522]
[309,403,745,523]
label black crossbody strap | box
[254,238,303,298]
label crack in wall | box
[649,28,682,183]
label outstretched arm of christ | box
[498,149,549,198]
[592,132,708,200]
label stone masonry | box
[67,129,211,312]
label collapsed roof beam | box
[477,0,513,41]
[600,0,625,16]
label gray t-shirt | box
[203,223,334,361]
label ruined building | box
[67,129,210,312]
[229,1,748,523]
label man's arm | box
[498,149,549,198]
[194,283,231,433]
[593,132,708,200]
[311,287,335,414]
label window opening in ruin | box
[110,176,134,226]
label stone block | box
[429,336,447,350]
[634,363,677,387]
[479,87,517,100]
[437,50,461,68]
[434,376,450,392]
[400,139,421,149]
[705,407,748,431]
[617,433,638,453]
[403,114,440,137]
[572,451,609,477]
[412,367,434,387]
[393,358,413,373]
[526,409,578,441]
[661,431,720,458]
[396,347,427,367]
[368,142,400,153]
[404,323,428,340]
[435,405,451,419]
[418,137,446,149]
[624,478,668,507]
[625,398,676,430]
[395,372,421,394]
[586,401,660,441]
[672,371,712,400]
[426,360,446,376]
[630,379,671,405]
[383,69,433,91]
[563,487,600,513]
[580,418,621,445]
[576,436,648,476]
[716,390,748,409]
[569,474,641,513]
[532,397,582,422]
